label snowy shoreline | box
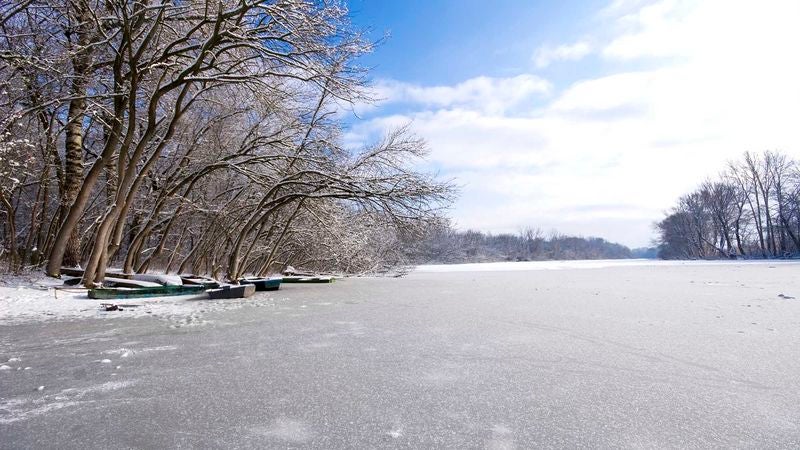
[0,274,285,326]
[3,259,799,325]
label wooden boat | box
[281,276,335,283]
[64,276,158,288]
[207,284,256,299]
[60,267,85,277]
[239,277,281,291]
[88,285,206,299]
[282,266,314,277]
[106,270,135,279]
[180,275,221,289]
[63,276,83,286]
[103,277,162,288]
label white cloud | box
[602,0,800,62]
[372,75,551,115]
[349,0,800,247]
[533,41,593,68]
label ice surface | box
[1,381,137,424]
[2,261,800,447]
[253,417,315,443]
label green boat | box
[281,276,335,283]
[88,285,206,299]
[179,275,221,289]
[239,277,281,291]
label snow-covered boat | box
[131,273,183,286]
[179,275,221,289]
[60,267,135,279]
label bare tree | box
[1,1,455,282]
[658,151,800,259]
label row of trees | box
[657,151,800,259]
[407,224,633,263]
[0,0,453,284]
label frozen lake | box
[2,261,800,447]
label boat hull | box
[180,275,221,289]
[207,284,256,299]
[88,285,206,299]
[239,278,281,291]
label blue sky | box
[343,0,800,247]
[348,0,605,84]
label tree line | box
[0,0,453,284]
[656,150,800,259]
[406,224,634,263]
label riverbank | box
[0,273,287,327]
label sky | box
[344,0,800,248]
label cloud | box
[348,0,800,247]
[533,41,593,68]
[371,75,551,115]
[602,0,800,62]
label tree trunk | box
[60,2,94,268]
[1,192,19,271]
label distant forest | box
[657,150,800,259]
[406,226,645,264]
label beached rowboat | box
[88,285,206,299]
